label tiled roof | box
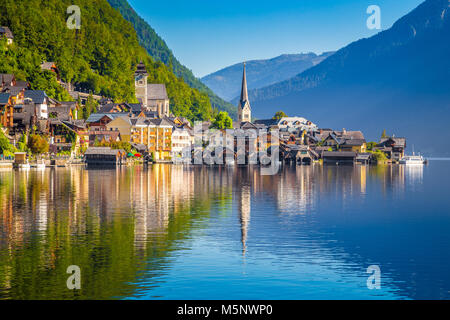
[24,90,48,104]
[0,93,10,104]
[0,74,15,85]
[342,139,366,146]
[147,84,168,100]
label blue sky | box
[128,0,424,77]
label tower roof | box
[239,62,251,110]
[135,61,148,75]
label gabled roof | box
[0,74,15,85]
[379,137,406,148]
[342,139,366,146]
[86,113,115,123]
[147,84,168,100]
[24,90,48,104]
[254,119,278,127]
[2,86,25,96]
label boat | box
[18,160,31,170]
[34,160,46,170]
[399,154,427,165]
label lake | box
[0,162,449,300]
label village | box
[0,26,407,169]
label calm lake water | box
[0,162,450,300]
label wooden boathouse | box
[84,147,126,166]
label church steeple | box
[238,62,252,123]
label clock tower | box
[135,61,148,107]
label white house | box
[24,90,49,120]
[276,117,318,132]
[172,127,193,161]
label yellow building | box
[132,118,173,161]
[106,116,173,161]
[105,117,133,142]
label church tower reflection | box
[238,184,251,255]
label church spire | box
[240,62,249,105]
[238,62,252,123]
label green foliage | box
[211,112,233,129]
[368,149,388,162]
[0,128,17,154]
[107,0,237,119]
[27,134,49,154]
[367,141,377,151]
[94,140,132,153]
[0,0,214,122]
[273,111,288,120]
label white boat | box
[18,161,31,170]
[34,160,46,170]
[399,154,427,165]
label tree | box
[211,112,233,129]
[27,134,49,155]
[0,128,17,156]
[273,111,288,120]
[367,142,378,151]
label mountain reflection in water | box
[0,163,449,300]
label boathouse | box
[323,151,356,165]
[84,147,125,166]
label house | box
[376,137,406,161]
[135,118,173,161]
[86,113,119,131]
[172,126,193,160]
[340,139,367,153]
[12,104,36,132]
[0,93,14,128]
[356,153,374,165]
[40,62,61,82]
[24,90,49,119]
[284,145,318,165]
[323,151,357,165]
[89,131,121,146]
[105,116,133,142]
[0,27,14,45]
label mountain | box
[248,0,450,155]
[202,52,334,102]
[107,0,236,118]
[0,0,213,122]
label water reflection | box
[0,162,448,300]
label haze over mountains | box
[247,0,450,155]
[201,52,334,101]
